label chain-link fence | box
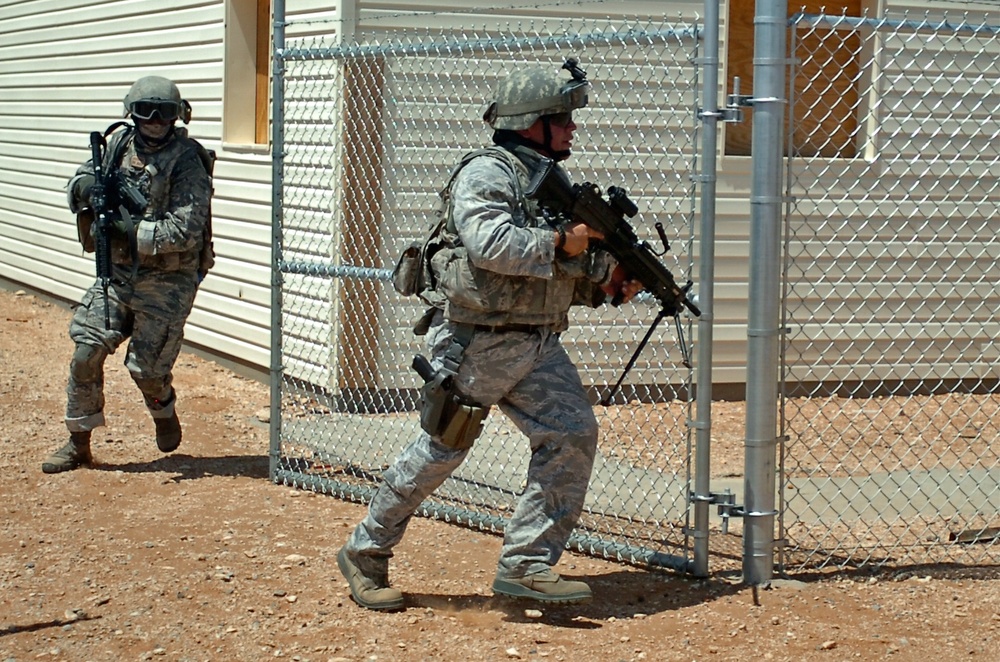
[270,18,704,570]
[781,12,1000,571]
[270,8,1000,578]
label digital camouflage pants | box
[64,265,198,432]
[345,313,599,580]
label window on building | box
[224,0,271,145]
[725,0,867,158]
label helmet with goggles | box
[483,58,590,130]
[123,76,192,124]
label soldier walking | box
[337,60,642,610]
[42,76,214,473]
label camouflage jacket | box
[431,145,615,331]
[68,125,211,274]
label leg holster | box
[413,324,490,450]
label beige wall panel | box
[4,0,988,394]
[0,0,273,377]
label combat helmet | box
[483,58,590,130]
[123,76,192,124]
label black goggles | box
[129,99,181,121]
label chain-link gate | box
[781,12,1000,571]
[270,18,705,571]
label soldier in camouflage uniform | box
[337,61,642,610]
[42,76,213,474]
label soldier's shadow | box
[403,570,741,628]
[90,453,269,482]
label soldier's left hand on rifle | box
[554,220,602,257]
[600,263,644,304]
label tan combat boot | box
[337,546,404,611]
[41,431,92,474]
[492,568,592,604]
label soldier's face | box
[523,113,577,155]
[546,113,576,153]
[136,118,172,141]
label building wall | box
[0,0,273,375]
[0,0,704,382]
[0,0,986,392]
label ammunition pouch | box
[391,243,421,296]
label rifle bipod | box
[600,307,692,407]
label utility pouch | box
[392,242,421,296]
[438,399,491,450]
[77,209,96,253]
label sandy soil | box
[2,285,999,661]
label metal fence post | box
[268,0,287,479]
[691,0,723,579]
[743,0,788,585]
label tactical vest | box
[75,124,215,278]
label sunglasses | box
[545,111,574,128]
[129,99,181,121]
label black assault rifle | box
[89,131,115,330]
[527,158,701,405]
[87,131,146,329]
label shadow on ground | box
[403,570,743,627]
[90,453,269,481]
[0,615,102,638]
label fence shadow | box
[0,614,101,638]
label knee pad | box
[70,344,107,383]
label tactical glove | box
[88,212,133,240]
[110,213,133,237]
[73,174,96,207]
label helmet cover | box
[123,76,187,122]
[483,61,590,130]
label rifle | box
[88,131,115,330]
[527,158,701,405]
[86,131,147,330]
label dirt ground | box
[2,285,1000,662]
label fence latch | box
[723,76,754,123]
[715,488,744,534]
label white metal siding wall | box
[0,0,273,374]
[782,8,1000,387]
[3,0,974,389]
